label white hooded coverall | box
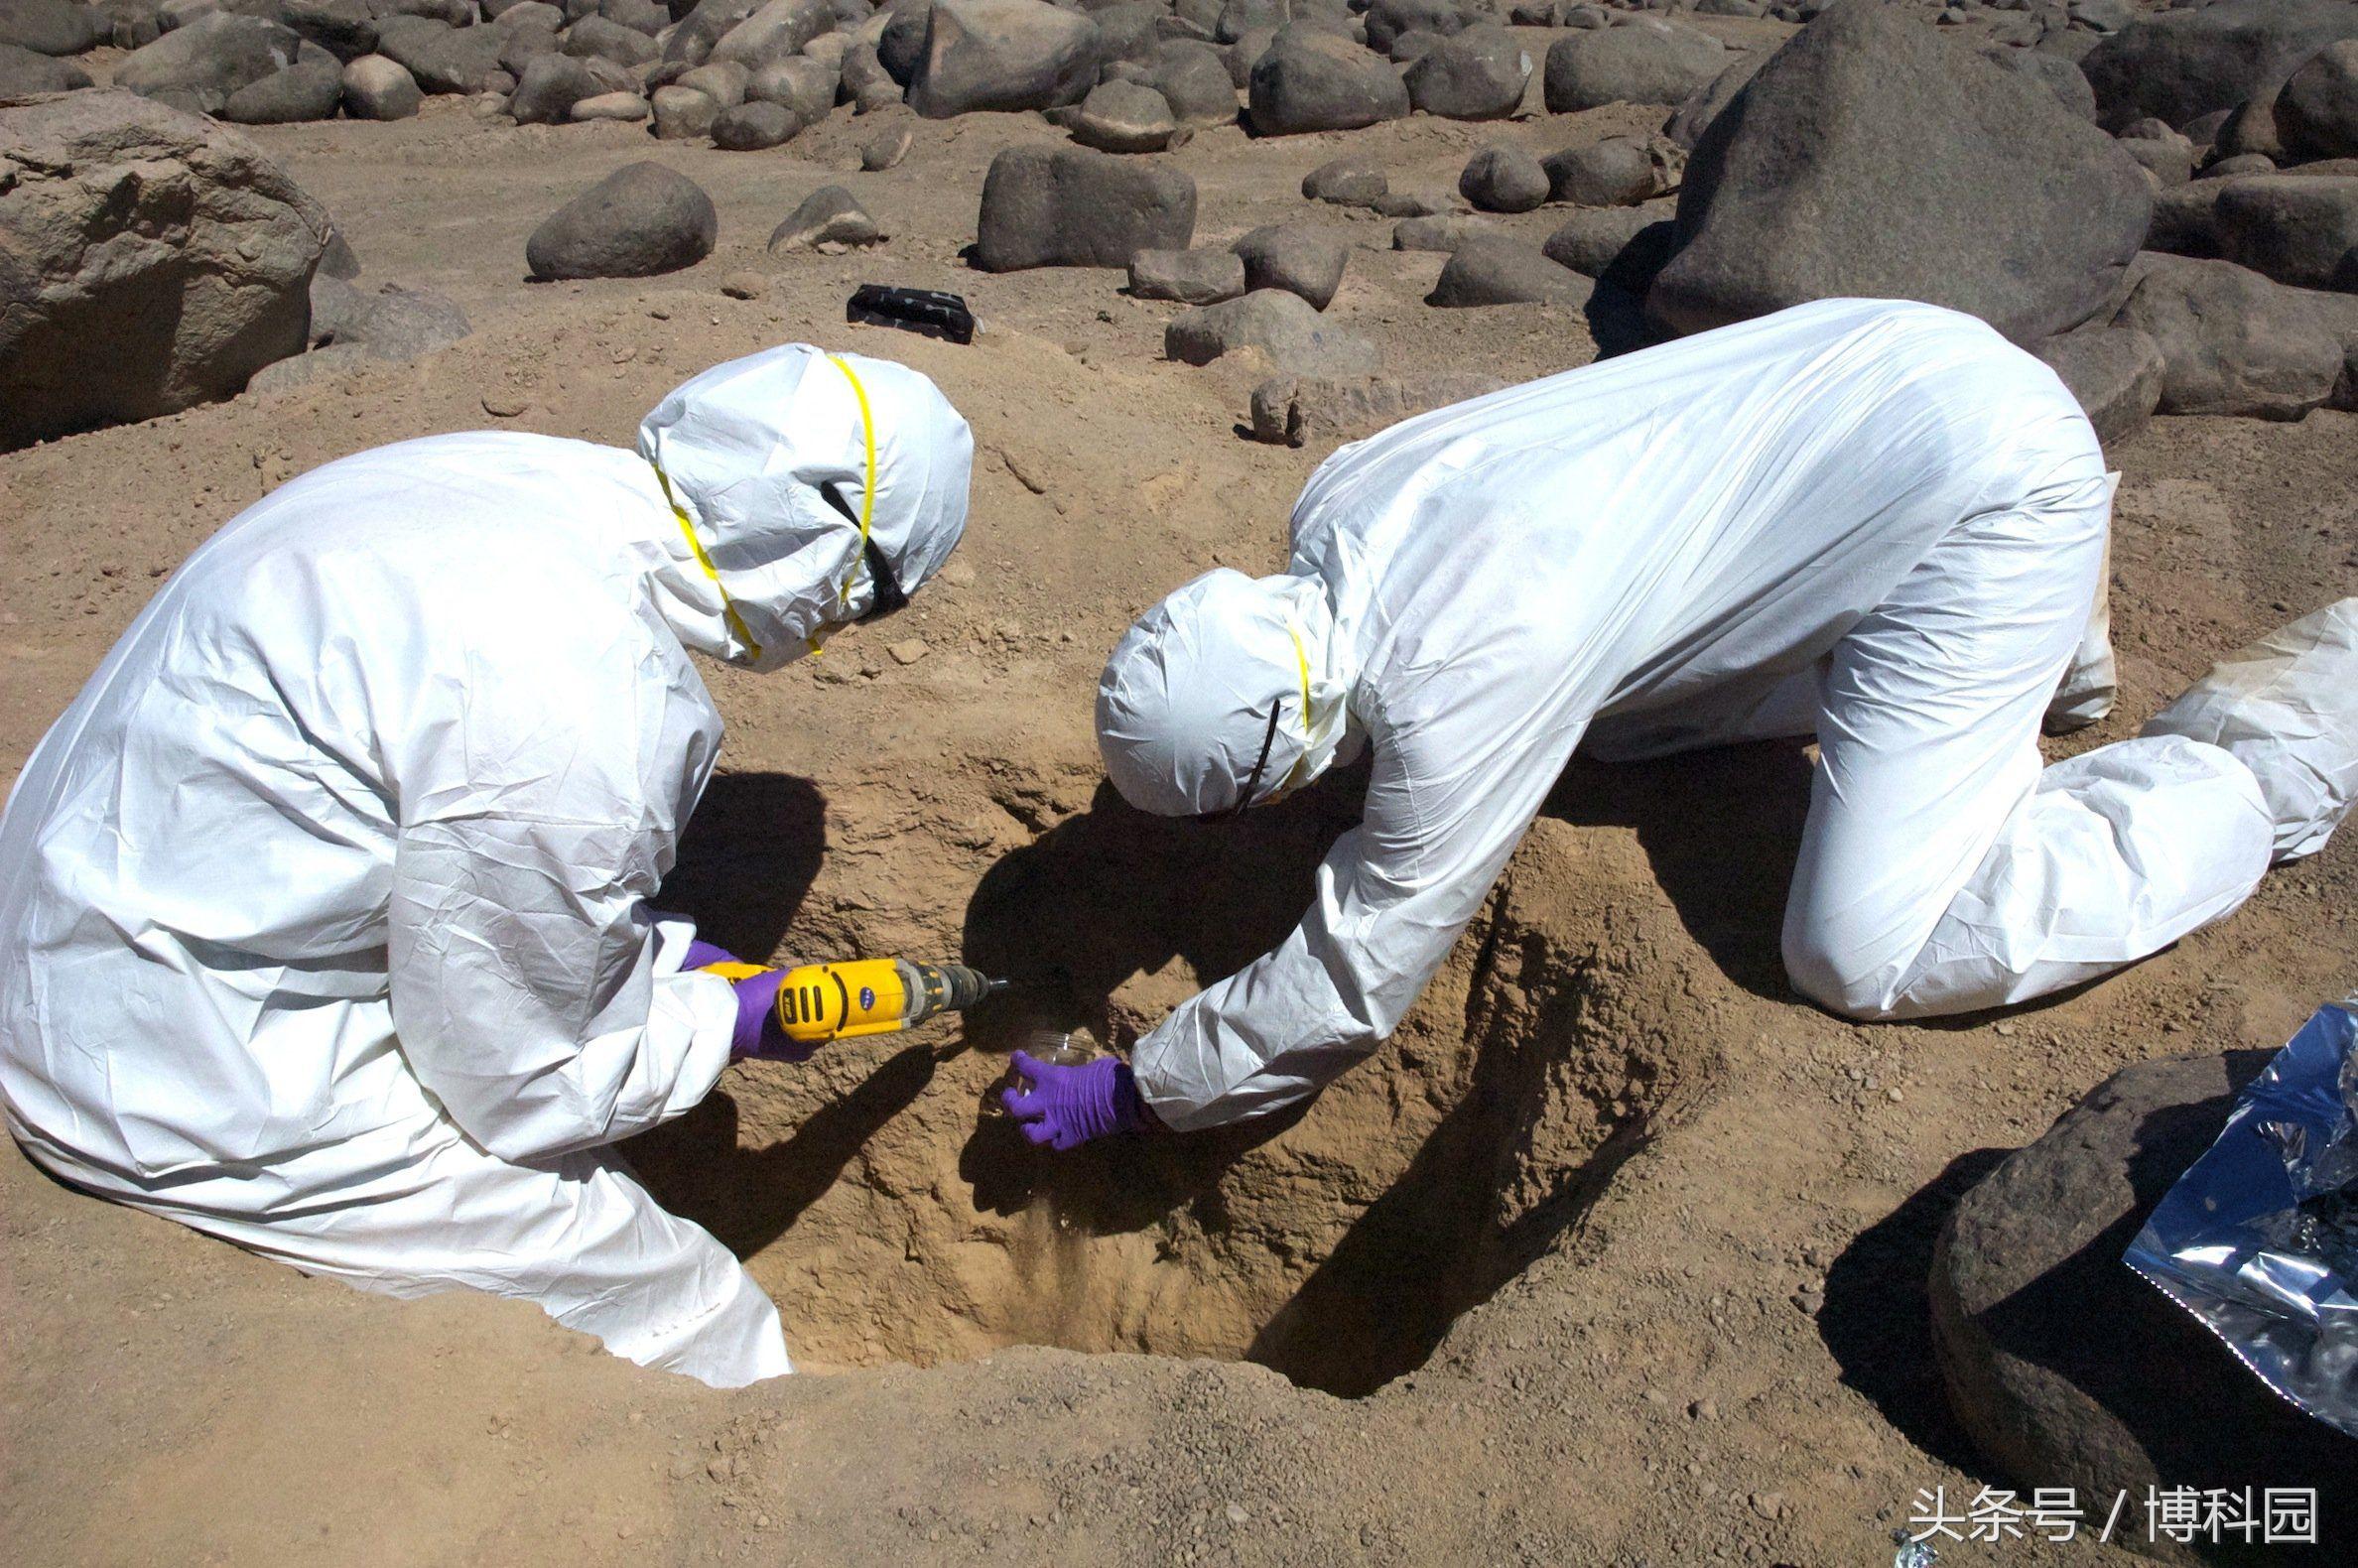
[0,345,975,1386]
[1100,300,2343,1132]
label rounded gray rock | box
[1541,18,1724,113]
[1403,24,1528,120]
[1459,144,1547,213]
[1248,25,1409,136]
[974,143,1197,271]
[526,161,718,281]
[1231,222,1350,310]
[713,98,801,148]
[1163,288,1381,375]
[1427,233,1593,307]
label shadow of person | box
[949,768,1368,1229]
[657,771,828,964]
[1543,738,1815,1000]
[627,1042,942,1260]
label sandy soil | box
[5,32,2357,1566]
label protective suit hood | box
[638,345,975,670]
[1098,570,1363,817]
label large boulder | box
[1542,134,1669,207]
[525,162,718,281]
[0,0,108,55]
[0,36,91,89]
[1977,42,2096,123]
[2033,323,2165,446]
[282,0,376,63]
[1247,25,1408,135]
[707,0,832,69]
[2113,252,2343,418]
[2278,40,2358,162]
[2079,1,2358,134]
[1402,24,1529,120]
[1145,38,1236,127]
[1664,49,1765,149]
[2212,175,2358,292]
[219,53,345,122]
[1428,233,1594,307]
[1542,18,1725,113]
[1930,1053,2358,1558]
[1163,288,1380,374]
[1460,143,1548,213]
[1362,0,1463,55]
[1128,244,1245,304]
[974,143,1194,270]
[1232,221,1349,310]
[0,91,328,449]
[508,50,603,122]
[907,0,1101,118]
[662,0,762,67]
[1068,78,1180,152]
[745,54,836,123]
[112,11,302,112]
[375,15,508,94]
[1648,0,2152,346]
[340,53,421,118]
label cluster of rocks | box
[518,157,881,277]
[1010,0,2351,450]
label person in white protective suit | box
[998,299,2356,1147]
[0,344,975,1385]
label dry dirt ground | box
[5,34,2357,1568]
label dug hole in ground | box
[4,97,2356,1568]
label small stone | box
[768,186,885,252]
[1302,155,1388,207]
[1750,1491,1785,1521]
[1689,1397,1718,1420]
[861,124,914,172]
[887,638,929,666]
[1224,1503,1247,1525]
[720,270,766,300]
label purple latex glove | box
[684,938,738,971]
[1000,1053,1147,1150]
[723,968,820,1063]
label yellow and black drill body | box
[703,958,1004,1047]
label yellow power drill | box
[702,958,1007,1047]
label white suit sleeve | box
[1131,692,1583,1131]
[385,600,737,1164]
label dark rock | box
[0,0,106,55]
[2211,175,2358,291]
[0,37,90,88]
[1163,288,1380,373]
[2032,322,2163,445]
[712,96,800,147]
[1541,134,1668,206]
[494,20,562,76]
[1247,370,1507,446]
[2080,0,2358,134]
[526,161,718,280]
[1362,0,1461,55]
[376,15,506,93]
[1303,153,1386,206]
[974,144,1194,270]
[0,90,328,448]
[859,120,913,170]
[874,0,929,82]
[1427,233,1592,307]
[677,59,749,106]
[661,0,759,66]
[2279,38,2358,162]
[1665,49,1764,149]
[1459,143,1547,212]
[1541,17,1724,112]
[219,51,342,120]
[1070,77,1180,151]
[707,0,832,69]
[2147,178,2233,257]
[1930,1054,2358,1547]
[1128,244,1245,304]
[767,184,882,247]
[1247,24,1408,134]
[2118,133,2194,187]
[1402,23,1529,120]
[338,51,419,115]
[2202,151,2278,180]
[744,54,834,122]
[1649,0,2152,346]
[1541,196,1674,281]
[282,0,373,60]
[566,13,658,65]
[651,83,718,137]
[1977,41,2097,121]
[507,51,600,120]
[907,0,1101,118]
[1232,221,1349,309]
[113,12,301,112]
[1392,211,1497,251]
[322,281,470,359]
[1146,38,1235,126]
[2113,251,2342,417]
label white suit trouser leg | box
[1779,464,2276,1020]
[118,1139,791,1388]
